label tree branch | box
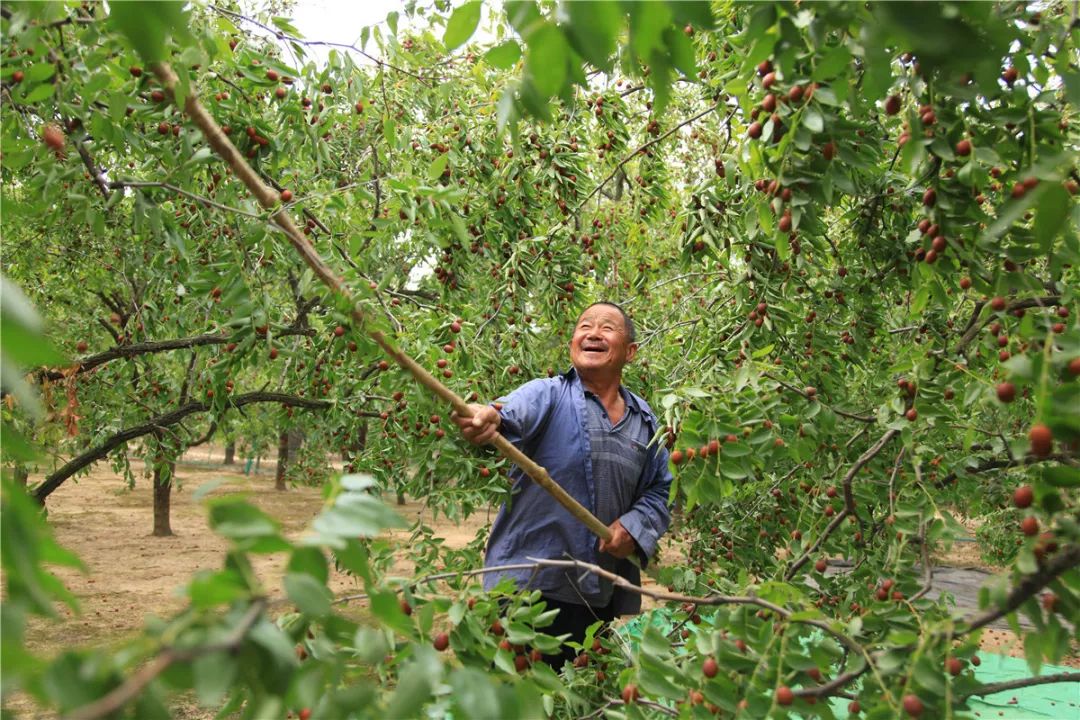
[38,328,315,381]
[958,543,1079,636]
[32,392,334,503]
[763,373,876,424]
[570,103,727,223]
[107,180,262,219]
[74,138,111,201]
[958,671,1080,700]
[954,296,1061,355]
[786,429,899,580]
[935,452,1077,489]
[64,600,266,720]
[209,5,432,84]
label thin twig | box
[570,103,727,222]
[64,600,266,720]
[210,5,432,84]
[107,180,262,218]
[786,429,899,580]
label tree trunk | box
[152,462,174,536]
[223,441,235,465]
[13,464,28,488]
[397,490,406,506]
[275,432,289,491]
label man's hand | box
[598,519,638,560]
[450,404,502,445]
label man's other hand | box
[450,404,502,445]
[598,519,637,560]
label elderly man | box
[451,302,672,666]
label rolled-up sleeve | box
[618,445,673,565]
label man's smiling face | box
[569,304,637,379]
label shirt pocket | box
[624,438,650,498]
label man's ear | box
[626,343,638,363]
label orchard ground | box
[10,447,1076,715]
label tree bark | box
[152,461,174,536]
[223,441,235,465]
[275,432,289,491]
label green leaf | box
[979,183,1045,245]
[428,153,449,183]
[0,280,64,367]
[667,0,715,30]
[22,83,55,104]
[208,500,279,539]
[24,63,56,84]
[629,2,671,60]
[484,41,522,69]
[812,45,851,81]
[506,1,543,38]
[639,655,684,699]
[664,26,697,78]
[192,479,225,501]
[1034,183,1070,251]
[564,1,620,71]
[444,1,482,52]
[311,493,405,539]
[1062,71,1080,107]
[249,619,300,668]
[526,24,568,97]
[288,547,329,585]
[802,107,824,133]
[370,591,414,635]
[187,570,248,609]
[109,1,192,64]
[284,573,332,617]
[386,656,434,719]
[861,40,893,101]
[1042,466,1080,488]
[450,668,502,720]
[192,651,236,707]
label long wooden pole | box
[149,63,616,546]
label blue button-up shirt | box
[482,368,673,614]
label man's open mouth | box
[582,346,607,354]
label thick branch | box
[954,296,1061,355]
[958,672,1080,700]
[74,138,111,201]
[32,392,332,502]
[959,544,1080,635]
[64,600,266,720]
[935,452,1077,489]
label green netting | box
[618,609,1079,718]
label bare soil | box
[5,451,1074,718]
[19,450,491,659]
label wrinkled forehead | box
[575,305,626,331]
